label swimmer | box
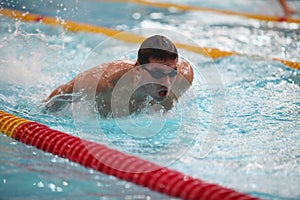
[278,0,298,16]
[44,35,194,117]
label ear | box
[135,61,142,72]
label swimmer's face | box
[141,57,178,101]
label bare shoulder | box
[71,60,135,92]
[87,60,136,91]
[101,60,136,86]
[104,60,136,76]
[78,60,135,78]
[177,59,194,85]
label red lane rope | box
[0,111,258,199]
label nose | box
[159,76,171,86]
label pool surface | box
[1,0,300,199]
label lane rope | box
[1,8,299,70]
[102,0,300,24]
[0,110,258,199]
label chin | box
[152,93,168,102]
[153,96,165,102]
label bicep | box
[172,60,193,98]
[178,60,194,85]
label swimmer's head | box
[135,35,178,102]
[137,35,178,65]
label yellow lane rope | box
[0,110,30,138]
[1,8,299,70]
[101,0,300,24]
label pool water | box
[1,0,300,199]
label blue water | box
[1,0,300,199]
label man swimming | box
[45,35,194,117]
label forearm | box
[46,81,74,101]
[43,81,75,112]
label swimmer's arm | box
[160,92,178,111]
[46,80,75,101]
[44,64,108,112]
[44,80,76,112]
[171,60,194,98]
[279,0,298,15]
[178,60,194,86]
[161,60,194,111]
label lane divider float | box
[102,0,300,24]
[0,110,258,199]
[1,8,299,70]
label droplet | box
[48,183,56,192]
[62,181,68,186]
[37,181,44,188]
[149,12,164,20]
[56,186,63,192]
[132,12,141,20]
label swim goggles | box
[142,66,177,79]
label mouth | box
[148,85,169,101]
[158,89,168,98]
